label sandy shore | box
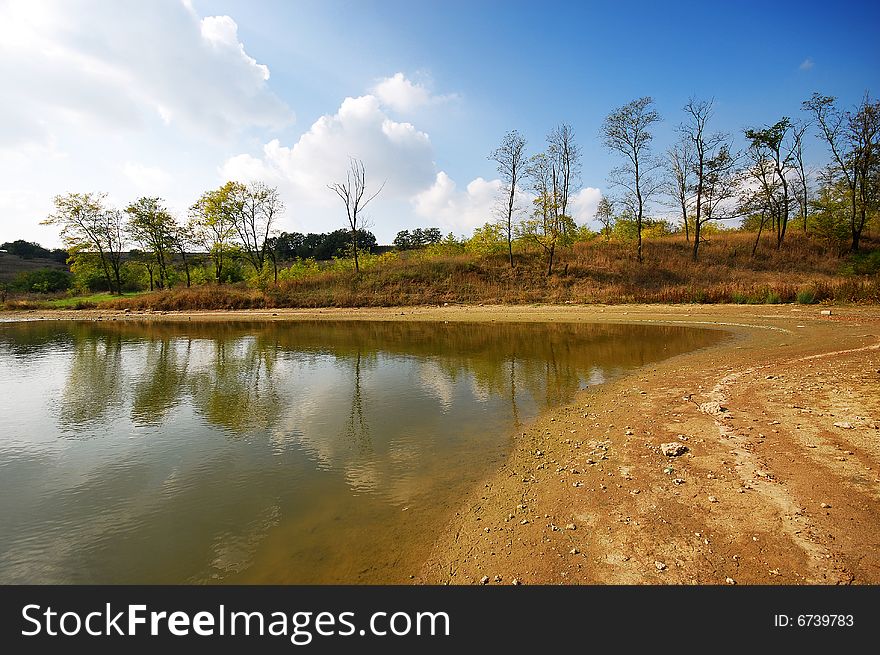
[3,303,879,584]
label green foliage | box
[466,222,507,255]
[1,240,67,262]
[277,258,322,281]
[11,268,72,293]
[272,229,377,261]
[393,227,442,250]
[796,288,817,304]
[840,250,880,276]
[811,181,852,254]
[764,290,782,304]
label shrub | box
[796,288,817,304]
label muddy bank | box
[4,304,879,584]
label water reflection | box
[0,319,724,583]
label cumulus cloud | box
[569,187,603,225]
[0,0,292,149]
[221,94,437,232]
[371,72,457,113]
[412,173,602,235]
[412,172,502,232]
[799,58,815,71]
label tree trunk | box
[636,217,643,264]
[752,211,766,257]
[692,220,701,261]
[352,228,360,273]
[181,251,191,288]
[546,243,555,276]
[506,183,516,268]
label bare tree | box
[666,134,695,241]
[791,121,810,233]
[681,98,738,260]
[490,130,528,267]
[601,97,662,262]
[547,123,582,231]
[329,158,385,272]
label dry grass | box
[51,232,880,311]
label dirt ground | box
[4,303,879,585]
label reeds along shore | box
[5,232,880,311]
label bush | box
[796,288,817,304]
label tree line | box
[489,91,878,272]
[34,91,879,293]
[37,173,442,295]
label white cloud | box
[412,172,501,232]
[122,162,172,192]
[221,93,439,234]
[412,173,603,235]
[799,58,815,71]
[0,0,292,150]
[371,72,456,113]
[569,187,603,225]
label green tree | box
[602,97,662,263]
[594,197,615,241]
[190,182,240,283]
[125,197,177,289]
[41,192,126,294]
[745,118,796,250]
[803,93,880,252]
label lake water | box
[0,319,723,583]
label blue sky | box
[1,0,878,246]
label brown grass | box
[47,232,880,311]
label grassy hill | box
[3,231,878,310]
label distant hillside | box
[0,252,67,282]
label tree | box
[602,97,662,262]
[0,240,52,259]
[666,134,695,241]
[791,121,810,233]
[190,182,239,282]
[124,197,176,289]
[171,221,197,288]
[745,118,796,250]
[594,197,615,241]
[810,179,851,255]
[680,99,738,261]
[230,181,284,276]
[547,124,581,232]
[328,158,385,272]
[521,153,565,275]
[803,93,880,252]
[42,192,126,294]
[393,227,442,250]
[490,130,528,267]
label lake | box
[0,319,723,583]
